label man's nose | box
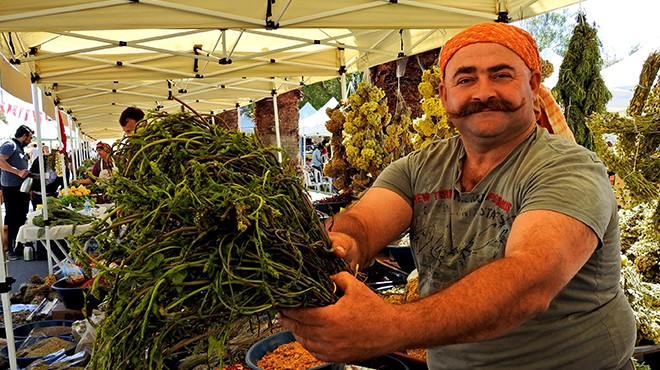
[472,78,496,102]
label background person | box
[310,143,325,172]
[73,142,114,186]
[119,106,145,135]
[279,22,636,370]
[0,125,34,260]
[29,143,39,165]
[29,145,59,210]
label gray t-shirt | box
[1,139,29,187]
[374,127,635,369]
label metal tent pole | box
[57,113,69,194]
[339,48,347,102]
[0,209,18,370]
[271,84,282,162]
[33,85,55,276]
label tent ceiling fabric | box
[0,0,579,140]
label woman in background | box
[74,142,114,186]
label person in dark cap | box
[0,125,34,260]
[279,22,635,369]
[119,106,145,135]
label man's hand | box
[279,272,398,363]
[328,232,360,269]
[17,169,29,179]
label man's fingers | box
[333,244,346,258]
[279,307,326,326]
[330,271,356,294]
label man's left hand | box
[278,271,398,363]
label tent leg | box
[271,86,282,162]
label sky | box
[562,0,660,58]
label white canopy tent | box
[299,102,317,120]
[0,0,581,140]
[0,88,61,140]
[299,97,338,137]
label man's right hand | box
[17,169,29,178]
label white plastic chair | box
[311,168,333,193]
[305,170,321,191]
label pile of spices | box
[257,341,326,370]
[31,326,72,336]
[16,337,73,357]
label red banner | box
[58,111,67,153]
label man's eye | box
[493,73,512,79]
[456,78,472,85]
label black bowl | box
[51,278,104,310]
[14,320,75,339]
[386,245,416,273]
[246,330,409,370]
[1,336,76,368]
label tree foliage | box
[300,72,363,109]
[519,9,574,56]
[553,13,611,151]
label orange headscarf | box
[439,22,574,142]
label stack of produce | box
[71,111,350,369]
[58,185,93,208]
[619,203,660,345]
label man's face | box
[122,118,138,135]
[439,43,540,145]
[20,133,34,147]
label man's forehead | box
[445,43,528,72]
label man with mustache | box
[279,22,636,369]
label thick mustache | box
[447,98,526,118]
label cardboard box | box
[51,302,85,321]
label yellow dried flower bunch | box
[343,82,391,189]
[412,66,455,150]
[323,82,394,194]
[540,58,554,81]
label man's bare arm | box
[325,187,412,268]
[281,209,598,362]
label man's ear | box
[529,70,542,97]
[439,82,448,106]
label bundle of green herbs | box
[70,111,350,369]
[33,197,96,237]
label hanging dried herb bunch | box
[553,12,611,151]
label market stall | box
[5,2,634,370]
[16,203,110,275]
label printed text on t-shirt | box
[413,190,511,212]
